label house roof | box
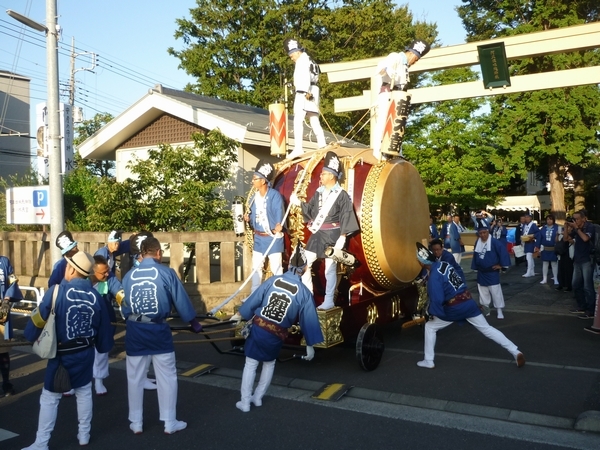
[78,84,366,160]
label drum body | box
[273,146,429,309]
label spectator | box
[0,255,23,397]
[556,218,574,292]
[536,215,560,285]
[449,214,465,264]
[521,214,540,277]
[568,210,596,319]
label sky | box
[0,0,466,153]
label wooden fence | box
[0,231,252,314]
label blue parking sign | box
[33,189,48,207]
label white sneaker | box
[129,422,143,435]
[78,432,90,446]
[236,401,250,412]
[164,420,187,435]
[417,360,435,369]
[95,378,107,396]
[143,378,157,390]
[21,443,49,450]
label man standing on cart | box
[290,151,360,310]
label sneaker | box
[577,313,595,319]
[236,401,250,412]
[78,432,90,446]
[164,420,187,434]
[417,360,435,369]
[584,326,600,335]
[515,352,526,368]
[129,422,143,435]
[95,378,107,396]
[569,309,586,314]
[143,378,157,390]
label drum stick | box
[210,166,309,315]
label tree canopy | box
[457,0,600,218]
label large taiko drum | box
[273,145,429,306]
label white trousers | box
[93,349,109,379]
[30,383,93,447]
[525,252,535,275]
[452,252,462,264]
[542,261,558,282]
[302,250,338,305]
[477,284,505,309]
[293,94,326,153]
[372,91,391,157]
[251,251,283,293]
[127,353,178,424]
[239,357,276,406]
[423,315,519,362]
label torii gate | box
[319,22,600,150]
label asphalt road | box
[2,255,600,449]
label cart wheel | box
[356,323,384,371]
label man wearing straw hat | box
[23,251,114,449]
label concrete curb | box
[109,358,600,435]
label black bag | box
[554,240,568,256]
[52,364,72,393]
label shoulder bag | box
[32,286,59,359]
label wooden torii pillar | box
[319,22,600,150]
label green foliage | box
[0,168,47,231]
[168,0,437,144]
[63,154,100,231]
[85,130,239,232]
[404,67,511,209]
[74,113,115,177]
[457,1,600,214]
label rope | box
[113,336,241,346]
[111,321,237,336]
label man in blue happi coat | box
[94,230,131,276]
[121,237,202,435]
[415,243,524,370]
[521,213,540,277]
[23,251,114,449]
[48,230,79,288]
[244,160,285,294]
[0,255,23,397]
[471,223,511,319]
[236,243,324,412]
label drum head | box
[361,160,429,286]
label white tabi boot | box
[75,382,93,445]
[251,360,275,407]
[237,357,258,412]
[22,388,61,450]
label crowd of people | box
[429,209,600,335]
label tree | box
[457,0,600,220]
[403,67,511,211]
[169,0,437,144]
[0,168,47,231]
[74,113,114,177]
[85,130,239,232]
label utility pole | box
[69,36,96,109]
